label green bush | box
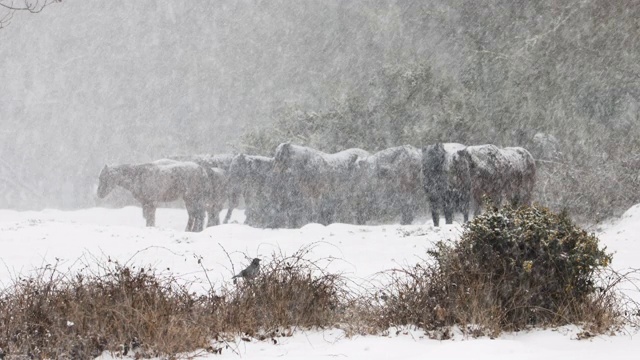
[449,205,611,325]
[378,204,616,335]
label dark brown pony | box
[422,143,469,226]
[97,159,210,232]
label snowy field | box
[1,205,640,359]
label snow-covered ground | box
[1,205,639,359]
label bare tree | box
[0,0,60,29]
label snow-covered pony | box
[223,154,275,227]
[455,145,536,215]
[273,143,370,226]
[169,153,234,171]
[354,145,424,225]
[97,159,210,232]
[501,147,536,206]
[422,143,469,226]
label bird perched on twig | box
[232,258,261,282]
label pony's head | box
[97,165,116,198]
[422,143,448,192]
[273,142,293,173]
[230,153,248,175]
[422,143,447,174]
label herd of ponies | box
[97,142,536,232]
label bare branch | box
[0,0,60,28]
[0,7,13,28]
[1,0,59,12]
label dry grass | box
[0,246,349,359]
[0,260,216,359]
[214,245,348,338]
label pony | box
[353,145,424,225]
[169,154,234,225]
[273,143,370,226]
[501,147,537,206]
[455,145,536,215]
[422,143,469,226]
[223,154,275,227]
[97,159,209,232]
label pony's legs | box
[142,204,156,227]
[223,190,239,224]
[222,208,234,224]
[318,197,336,225]
[195,210,205,231]
[461,197,470,223]
[207,204,221,227]
[353,194,370,225]
[185,200,206,232]
[185,211,195,232]
[186,210,203,232]
[443,206,454,225]
[241,189,260,225]
[400,194,416,225]
[429,195,441,227]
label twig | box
[194,254,215,292]
[219,243,236,277]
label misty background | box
[1,0,639,221]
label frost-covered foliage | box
[454,205,611,316]
[378,204,614,334]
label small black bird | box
[233,258,261,281]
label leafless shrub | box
[0,247,350,358]
[217,245,348,337]
[0,260,216,359]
